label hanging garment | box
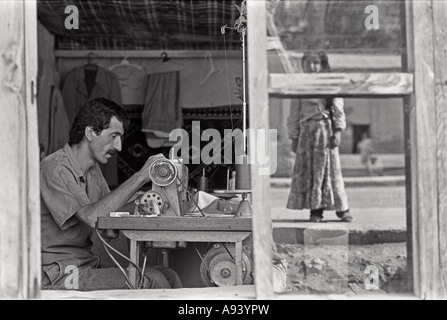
[62,65,122,126]
[47,87,70,155]
[109,63,147,106]
[37,22,62,157]
[62,65,123,187]
[142,71,182,146]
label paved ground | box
[270,183,407,244]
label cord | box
[95,227,145,289]
[222,243,235,261]
[177,177,207,217]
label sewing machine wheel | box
[140,191,164,214]
[200,244,253,287]
[149,159,178,187]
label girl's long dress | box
[287,98,349,212]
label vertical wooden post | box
[0,0,40,299]
[432,0,447,300]
[247,0,273,299]
[407,0,447,299]
[400,0,414,294]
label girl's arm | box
[332,98,346,131]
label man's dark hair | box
[69,97,130,146]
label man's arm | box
[75,154,163,228]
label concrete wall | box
[343,98,405,154]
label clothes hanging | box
[47,87,70,155]
[142,71,182,141]
[37,22,66,157]
[109,64,147,106]
[62,65,122,126]
[62,65,123,187]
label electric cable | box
[193,245,210,274]
[222,243,235,261]
[95,227,145,289]
[177,177,207,217]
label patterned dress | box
[287,98,349,212]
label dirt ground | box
[276,242,408,295]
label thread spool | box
[230,171,236,190]
[198,169,208,192]
[236,155,251,190]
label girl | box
[287,51,352,223]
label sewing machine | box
[134,158,189,217]
[97,158,254,288]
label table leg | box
[129,240,140,289]
[235,241,243,285]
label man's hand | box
[137,153,166,184]
[331,130,342,149]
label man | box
[40,97,182,291]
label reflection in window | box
[268,0,409,296]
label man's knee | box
[143,268,171,289]
[154,266,183,289]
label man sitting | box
[40,97,182,291]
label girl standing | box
[287,52,352,222]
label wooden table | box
[97,216,252,288]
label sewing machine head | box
[135,158,189,217]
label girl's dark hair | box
[69,97,130,146]
[301,51,331,73]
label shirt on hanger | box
[62,65,122,126]
[62,65,123,187]
[110,65,147,106]
[142,71,182,136]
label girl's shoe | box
[336,210,353,223]
[310,209,324,222]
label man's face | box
[89,116,124,164]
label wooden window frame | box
[247,0,447,300]
[1,0,446,300]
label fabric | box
[186,191,239,215]
[287,98,346,140]
[37,22,65,157]
[62,65,122,187]
[40,144,110,265]
[110,64,147,105]
[47,87,70,155]
[142,71,182,135]
[37,1,243,51]
[41,256,182,291]
[62,65,122,127]
[287,119,349,212]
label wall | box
[343,98,405,154]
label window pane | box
[267,1,410,296]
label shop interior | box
[37,0,254,289]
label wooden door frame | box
[247,0,447,299]
[2,0,446,300]
[0,0,40,299]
